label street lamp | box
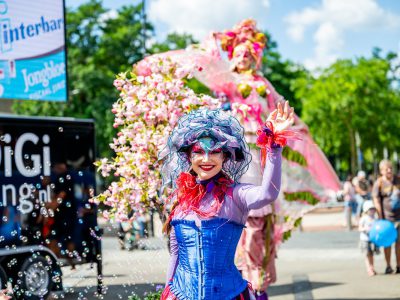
[142,0,146,56]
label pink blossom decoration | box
[93,56,221,221]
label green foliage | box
[283,191,320,205]
[294,217,303,228]
[282,216,303,242]
[242,145,308,167]
[184,78,213,96]
[12,0,152,157]
[128,290,163,300]
[281,216,302,242]
[11,2,200,158]
[293,54,400,174]
[283,230,291,241]
[282,147,307,167]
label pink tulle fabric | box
[236,217,277,291]
[135,26,341,241]
[160,285,177,300]
[136,39,340,195]
[184,54,335,187]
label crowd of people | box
[342,160,400,276]
[342,170,373,230]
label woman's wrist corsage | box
[256,121,288,149]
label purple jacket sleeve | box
[235,147,282,211]
[165,228,178,285]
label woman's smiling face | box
[190,137,224,180]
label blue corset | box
[169,218,248,300]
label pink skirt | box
[236,216,277,292]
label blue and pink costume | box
[159,109,283,300]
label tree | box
[12,2,202,157]
[12,0,153,157]
[94,56,220,219]
[293,54,400,175]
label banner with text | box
[0,0,67,101]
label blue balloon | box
[369,220,398,248]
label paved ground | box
[271,231,400,300]
[53,210,400,300]
[54,237,167,300]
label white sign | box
[0,0,67,101]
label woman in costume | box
[219,21,279,300]
[217,21,280,300]
[164,20,340,299]
[159,101,294,300]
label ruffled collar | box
[170,172,233,219]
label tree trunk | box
[349,126,357,176]
[344,108,357,176]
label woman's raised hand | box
[266,100,295,133]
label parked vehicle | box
[0,115,103,300]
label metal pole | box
[142,0,146,56]
[355,131,362,172]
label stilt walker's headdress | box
[217,19,267,70]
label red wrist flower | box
[256,121,301,169]
[256,121,287,149]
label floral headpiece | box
[217,19,266,70]
[159,109,251,190]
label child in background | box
[343,175,357,230]
[358,201,379,276]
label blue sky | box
[65,0,400,70]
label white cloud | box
[148,0,270,40]
[285,0,400,69]
[286,7,320,42]
[99,9,118,23]
[304,22,343,70]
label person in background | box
[136,215,147,238]
[343,175,357,230]
[45,162,77,268]
[358,200,379,276]
[372,159,400,274]
[117,210,138,250]
[354,170,371,220]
